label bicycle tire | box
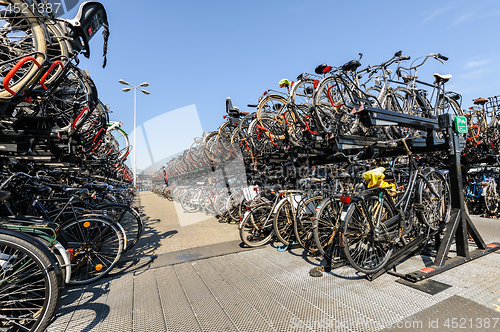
[105,125,130,162]
[273,199,295,246]
[39,19,70,88]
[248,117,284,154]
[417,169,451,230]
[180,189,201,213]
[294,195,323,252]
[239,205,274,247]
[0,0,47,98]
[483,180,499,215]
[58,216,123,284]
[256,94,287,123]
[214,191,229,218]
[342,194,396,274]
[97,204,143,252]
[313,76,360,136]
[313,197,343,260]
[0,231,59,332]
[226,190,243,222]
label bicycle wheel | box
[226,190,243,222]
[342,194,396,274]
[294,195,323,252]
[59,216,123,284]
[483,180,499,215]
[214,191,229,218]
[180,189,201,213]
[239,205,274,247]
[0,231,59,332]
[105,125,130,162]
[290,77,316,108]
[247,117,282,155]
[417,169,451,230]
[256,94,287,122]
[365,86,411,139]
[38,19,70,89]
[313,197,343,260]
[202,189,217,214]
[273,199,295,246]
[0,0,47,98]
[435,94,462,117]
[98,204,143,252]
[313,76,359,136]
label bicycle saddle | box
[315,64,332,75]
[473,98,488,105]
[433,73,452,84]
[341,60,361,72]
[83,182,108,192]
[24,185,52,194]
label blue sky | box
[64,0,500,165]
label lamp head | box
[122,87,132,92]
[139,82,149,87]
[118,79,130,86]
[140,89,151,95]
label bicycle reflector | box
[340,196,352,204]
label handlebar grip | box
[437,54,448,61]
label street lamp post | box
[119,79,150,189]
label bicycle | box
[341,134,451,274]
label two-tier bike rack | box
[319,104,500,282]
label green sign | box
[454,116,467,134]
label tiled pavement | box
[46,215,500,332]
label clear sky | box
[64,0,500,166]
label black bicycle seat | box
[315,64,328,74]
[341,60,361,72]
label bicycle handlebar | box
[398,53,448,72]
[327,150,365,161]
[0,172,34,190]
[363,52,410,79]
[378,133,424,146]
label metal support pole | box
[133,88,137,189]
